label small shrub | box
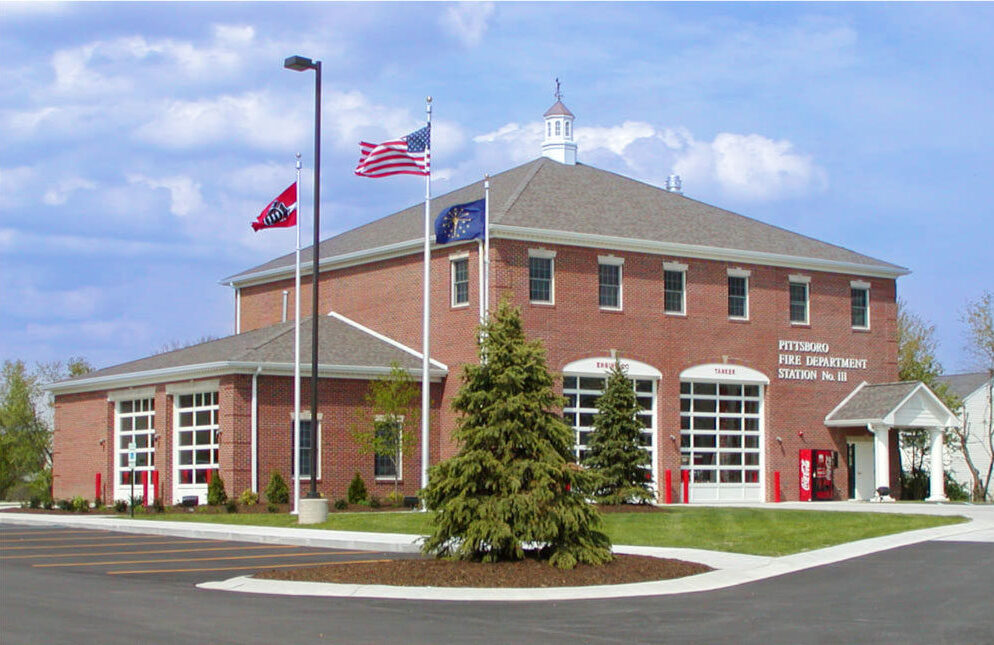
[70,496,89,513]
[333,498,348,510]
[43,500,54,510]
[129,495,143,510]
[347,472,368,504]
[207,471,227,506]
[113,499,128,513]
[28,497,41,509]
[225,499,239,513]
[57,499,71,511]
[265,471,290,504]
[239,489,259,506]
[945,472,970,502]
[151,497,165,513]
[267,503,279,513]
[384,491,404,507]
[368,495,381,509]
[93,497,103,509]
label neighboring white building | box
[939,372,994,500]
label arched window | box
[555,120,561,136]
[547,122,551,137]
[565,121,571,138]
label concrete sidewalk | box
[2,501,990,601]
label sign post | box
[128,441,136,518]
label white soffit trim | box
[680,363,770,385]
[326,311,448,372]
[165,379,221,395]
[563,357,662,379]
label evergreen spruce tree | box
[421,300,612,569]
[582,361,654,505]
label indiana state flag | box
[434,198,485,244]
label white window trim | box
[172,390,219,504]
[850,280,871,330]
[528,249,556,305]
[727,269,750,320]
[663,262,688,316]
[113,397,155,501]
[788,278,810,326]
[373,414,404,482]
[449,254,470,308]
[292,411,323,481]
[598,255,624,311]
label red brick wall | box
[52,391,113,501]
[236,237,899,502]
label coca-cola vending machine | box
[799,449,837,501]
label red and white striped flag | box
[355,125,430,178]
[251,183,297,232]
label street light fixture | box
[284,54,321,500]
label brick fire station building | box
[48,98,960,506]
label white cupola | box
[542,79,577,165]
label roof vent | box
[665,174,683,194]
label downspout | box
[251,365,262,493]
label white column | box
[926,427,948,501]
[871,424,892,498]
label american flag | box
[354,125,430,178]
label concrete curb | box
[3,504,988,602]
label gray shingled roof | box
[224,157,907,285]
[937,372,991,399]
[825,381,921,423]
[48,316,440,392]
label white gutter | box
[251,365,262,493]
[46,361,448,396]
[222,225,909,289]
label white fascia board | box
[326,311,448,371]
[494,225,910,279]
[47,361,447,396]
[883,383,961,428]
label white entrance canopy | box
[824,381,961,501]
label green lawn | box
[133,507,965,557]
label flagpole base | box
[298,497,328,525]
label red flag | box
[251,183,297,231]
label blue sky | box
[2,2,991,375]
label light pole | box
[284,54,321,500]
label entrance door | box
[846,438,874,500]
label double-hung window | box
[727,270,750,319]
[598,256,623,310]
[663,262,687,314]
[292,415,321,479]
[450,255,469,307]
[851,281,870,329]
[373,415,403,480]
[789,275,810,324]
[528,249,555,304]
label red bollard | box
[152,470,159,502]
[206,469,212,485]
[681,470,690,504]
[95,473,101,503]
[142,471,149,505]
[664,469,673,504]
[774,471,781,503]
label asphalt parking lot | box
[0,523,405,584]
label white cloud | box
[0,166,37,208]
[10,284,104,320]
[578,121,658,156]
[127,174,205,217]
[440,2,496,47]
[42,177,97,206]
[133,91,310,151]
[672,132,827,201]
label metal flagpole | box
[420,97,432,495]
[292,154,302,515]
[477,238,484,324]
[484,175,491,319]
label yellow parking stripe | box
[1,539,213,551]
[36,550,370,568]
[107,558,392,575]
[0,534,182,544]
[1,544,300,560]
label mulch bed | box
[255,553,711,588]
